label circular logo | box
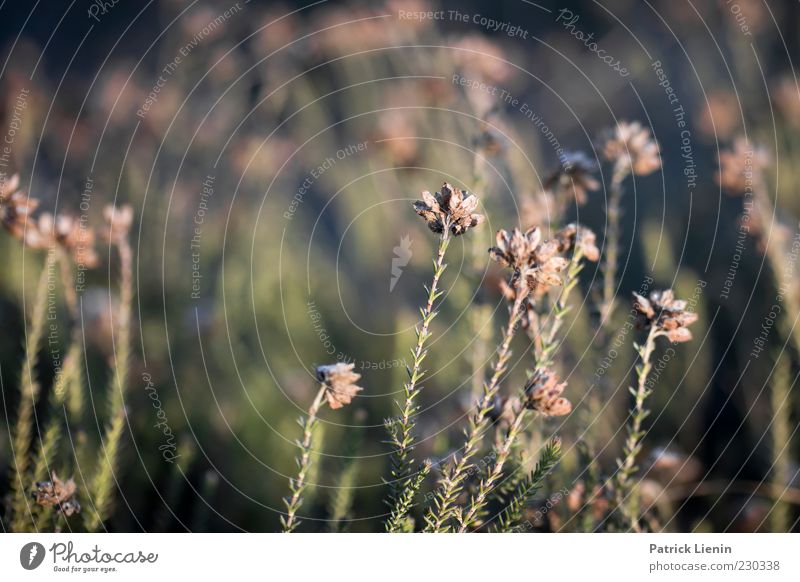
[20,542,46,570]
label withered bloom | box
[632,290,698,343]
[554,223,600,262]
[600,121,661,176]
[523,367,572,417]
[413,183,484,236]
[37,213,99,268]
[544,151,600,206]
[32,472,81,516]
[716,137,770,193]
[101,204,134,245]
[316,362,363,410]
[0,174,41,247]
[489,226,568,296]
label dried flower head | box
[544,151,600,206]
[632,289,699,343]
[0,175,42,246]
[489,226,569,296]
[716,137,771,193]
[413,183,484,236]
[32,472,81,516]
[316,362,363,410]
[101,204,133,245]
[37,213,99,268]
[554,223,600,262]
[600,121,661,176]
[523,368,572,416]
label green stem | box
[282,384,326,533]
[599,165,629,326]
[10,249,57,532]
[424,284,528,532]
[385,229,451,526]
[615,325,660,532]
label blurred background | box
[0,0,798,532]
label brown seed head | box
[316,362,363,409]
[413,182,484,236]
[600,121,661,176]
[101,204,133,245]
[554,223,600,262]
[524,368,572,416]
[632,289,698,342]
[716,137,770,193]
[544,151,600,206]
[32,472,81,516]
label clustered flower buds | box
[0,175,40,247]
[489,226,568,296]
[632,289,698,343]
[523,367,572,417]
[600,121,661,176]
[716,137,771,193]
[413,182,484,236]
[554,223,600,262]
[0,175,101,267]
[544,151,600,206]
[101,204,134,245]
[32,472,81,517]
[316,362,363,409]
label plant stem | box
[385,229,450,523]
[457,405,528,532]
[599,164,629,326]
[424,284,528,532]
[615,325,660,532]
[282,384,326,533]
[10,248,57,532]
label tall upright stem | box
[282,384,326,533]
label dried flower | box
[554,223,600,262]
[0,175,42,247]
[413,183,484,236]
[490,226,569,296]
[101,204,133,245]
[632,289,699,342]
[32,472,81,516]
[600,121,661,176]
[37,213,99,268]
[523,368,572,416]
[544,151,600,206]
[316,362,363,410]
[716,137,770,193]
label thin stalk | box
[281,384,326,533]
[424,284,529,532]
[615,325,660,532]
[769,353,792,533]
[84,230,133,531]
[535,250,584,371]
[10,248,57,532]
[385,228,451,522]
[385,460,431,533]
[493,437,562,532]
[599,164,629,326]
[456,405,528,532]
